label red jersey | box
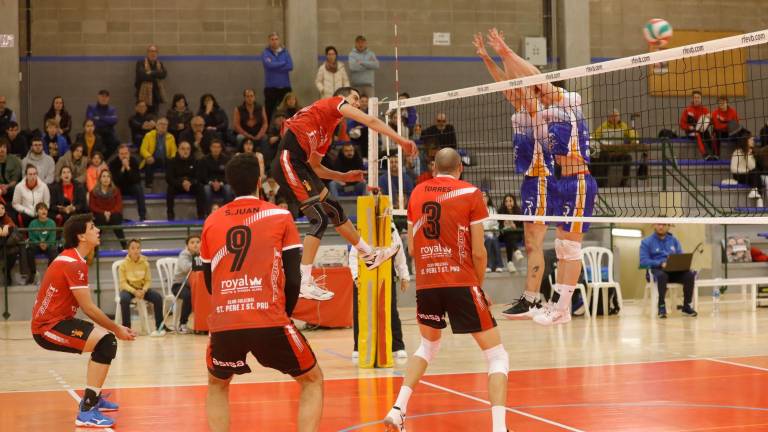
[31,248,90,334]
[712,106,738,132]
[284,96,346,157]
[200,196,302,332]
[407,175,488,290]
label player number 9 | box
[226,225,252,272]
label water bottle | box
[712,286,721,315]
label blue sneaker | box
[658,304,668,319]
[96,393,119,412]
[75,407,116,428]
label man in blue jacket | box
[639,224,698,318]
[261,32,293,121]
[85,90,119,159]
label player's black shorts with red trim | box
[33,318,95,354]
[415,286,497,334]
[206,324,317,380]
[271,129,326,204]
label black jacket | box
[74,133,107,158]
[178,129,220,156]
[108,155,142,190]
[49,180,88,217]
[198,153,230,183]
[166,155,200,189]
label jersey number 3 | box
[226,225,252,272]
[422,201,441,240]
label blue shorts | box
[520,176,558,225]
[557,173,598,233]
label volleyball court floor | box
[2,303,767,431]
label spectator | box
[24,202,57,284]
[640,224,698,318]
[264,112,285,168]
[497,193,524,273]
[47,141,61,163]
[49,165,88,226]
[261,176,282,204]
[3,122,28,157]
[166,141,206,220]
[75,118,107,159]
[109,144,147,221]
[329,142,366,197]
[89,169,126,248]
[421,113,458,153]
[179,115,217,158]
[42,119,69,157]
[760,120,768,147]
[0,95,17,137]
[346,94,370,158]
[730,128,764,204]
[416,159,436,184]
[119,239,167,336]
[22,137,55,185]
[43,96,72,144]
[128,100,156,148]
[275,92,301,119]
[712,96,739,152]
[0,140,22,204]
[85,89,119,158]
[679,90,715,160]
[378,155,414,205]
[348,35,380,97]
[12,164,50,227]
[233,88,268,148]
[54,142,88,184]
[0,202,23,285]
[197,93,229,141]
[481,191,504,272]
[135,44,167,114]
[592,108,636,187]
[237,139,266,180]
[262,32,294,121]
[139,117,176,189]
[166,93,193,140]
[397,92,418,137]
[316,46,350,99]
[85,151,107,192]
[171,234,201,334]
[199,139,233,213]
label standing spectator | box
[416,159,436,184]
[12,164,50,227]
[134,44,167,114]
[0,140,22,204]
[166,93,193,141]
[85,90,119,158]
[712,96,739,153]
[379,155,414,205]
[166,141,206,220]
[179,115,217,158]
[679,90,715,160]
[139,117,176,189]
[592,109,637,187]
[274,92,302,119]
[262,32,293,121]
[197,94,229,141]
[348,35,379,97]
[119,239,167,336]
[0,95,17,137]
[199,139,233,213]
[55,142,88,185]
[43,96,72,144]
[3,122,28,157]
[316,46,350,99]
[109,144,147,221]
[481,191,504,272]
[171,234,201,334]
[24,203,57,284]
[128,101,156,149]
[49,165,88,225]
[42,119,69,156]
[85,152,107,192]
[22,137,56,185]
[730,128,763,204]
[497,193,523,273]
[89,169,126,249]
[328,142,366,197]
[232,88,267,148]
[421,113,458,152]
[75,119,106,159]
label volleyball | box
[643,18,673,46]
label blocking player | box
[30,214,137,428]
[203,154,323,432]
[383,148,510,432]
[271,87,417,301]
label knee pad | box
[301,201,329,239]
[555,238,582,261]
[483,344,509,376]
[91,333,117,365]
[320,197,348,227]
[413,337,441,364]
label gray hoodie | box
[348,48,379,87]
[22,151,56,184]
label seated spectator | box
[261,176,282,204]
[75,118,106,159]
[24,202,57,284]
[274,92,301,118]
[166,141,206,220]
[0,202,24,285]
[416,159,436,184]
[233,88,268,148]
[85,89,119,158]
[329,142,366,197]
[85,151,107,192]
[347,94,369,158]
[22,136,55,185]
[128,100,156,148]
[730,128,764,204]
[119,239,167,336]
[712,96,739,152]
[54,142,88,184]
[497,193,523,273]
[0,95,17,137]
[49,165,88,225]
[640,224,698,318]
[378,155,414,206]
[264,112,286,169]
[89,169,126,249]
[179,115,217,158]
[43,96,72,144]
[197,93,229,141]
[109,144,147,221]
[140,117,176,189]
[3,121,28,157]
[199,139,234,213]
[481,190,504,272]
[421,113,457,151]
[592,108,636,187]
[760,120,768,147]
[237,139,266,180]
[42,119,69,156]
[166,93,192,140]
[679,90,716,160]
[171,234,201,334]
[12,164,50,227]
[0,140,22,204]
[315,46,350,99]
[47,141,61,163]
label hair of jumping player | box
[333,87,360,98]
[63,213,94,249]
[225,153,262,197]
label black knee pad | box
[320,197,348,227]
[91,333,117,365]
[301,201,329,239]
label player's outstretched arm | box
[339,104,417,156]
[72,288,136,340]
[470,223,487,288]
[306,150,363,183]
[473,32,522,109]
[486,28,557,99]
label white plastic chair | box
[581,247,624,317]
[156,257,182,330]
[548,268,590,318]
[643,269,698,318]
[112,259,151,335]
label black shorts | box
[271,129,326,205]
[206,324,317,380]
[33,318,95,354]
[416,286,497,334]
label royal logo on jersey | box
[420,244,452,259]
[220,275,263,294]
[212,358,246,368]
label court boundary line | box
[704,357,768,373]
[49,368,115,432]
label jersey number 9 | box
[226,225,252,272]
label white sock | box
[355,239,373,255]
[555,284,575,310]
[491,405,507,432]
[522,291,538,303]
[393,385,413,413]
[300,264,313,284]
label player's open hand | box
[399,139,417,157]
[487,28,507,53]
[115,325,137,341]
[472,33,489,58]
[342,170,365,183]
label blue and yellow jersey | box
[513,110,553,177]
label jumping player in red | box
[31,213,137,428]
[272,87,417,301]
[384,148,510,432]
[203,154,323,432]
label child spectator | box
[118,239,167,336]
[171,234,201,334]
[24,202,57,284]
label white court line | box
[419,379,585,432]
[705,357,768,373]
[48,369,115,432]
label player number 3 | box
[422,201,441,240]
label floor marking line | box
[705,357,768,373]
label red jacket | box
[88,187,123,214]
[679,104,709,133]
[711,106,738,132]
